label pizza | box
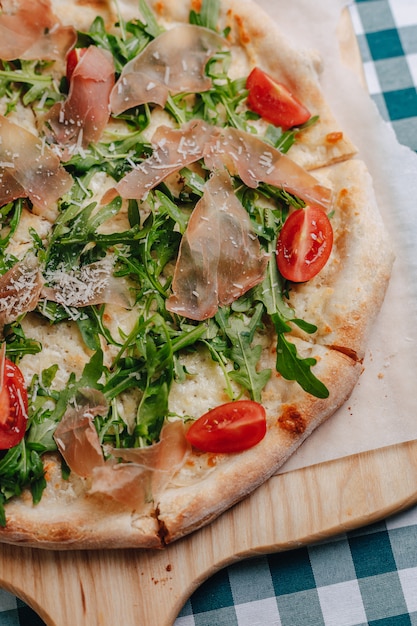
[0,0,393,549]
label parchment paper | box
[253,0,417,473]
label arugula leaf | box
[214,305,271,402]
[76,312,102,351]
[45,197,125,272]
[189,0,221,32]
[3,322,42,360]
[48,350,105,424]
[164,51,250,129]
[275,324,329,399]
[254,246,328,398]
[66,130,151,178]
[154,191,189,235]
[0,440,46,526]
[81,0,162,74]
[0,60,59,108]
[137,0,164,38]
[0,199,24,249]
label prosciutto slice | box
[110,24,226,115]
[53,392,108,478]
[0,0,76,61]
[166,170,268,321]
[0,115,72,213]
[45,46,115,151]
[116,119,213,199]
[115,122,332,212]
[111,420,190,497]
[89,463,153,511]
[0,254,43,327]
[204,127,333,210]
[89,420,190,510]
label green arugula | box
[0,199,24,249]
[0,60,59,109]
[214,305,271,403]
[189,0,221,31]
[0,440,46,526]
[253,234,329,399]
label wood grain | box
[0,439,417,626]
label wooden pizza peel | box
[0,8,415,626]
[1,441,417,625]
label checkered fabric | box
[174,508,417,626]
[0,0,416,624]
[350,0,417,151]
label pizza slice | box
[0,0,393,549]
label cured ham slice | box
[115,121,332,212]
[45,46,115,151]
[204,127,333,209]
[90,420,190,510]
[110,24,226,115]
[116,119,213,199]
[53,394,108,478]
[111,420,190,497]
[90,463,152,511]
[0,115,72,213]
[0,0,76,61]
[166,170,268,321]
[0,254,43,327]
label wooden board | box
[1,440,417,626]
[0,7,413,626]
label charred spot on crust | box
[278,405,306,435]
[155,505,169,547]
[330,344,360,362]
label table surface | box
[1,0,417,624]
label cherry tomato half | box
[246,67,311,130]
[0,358,28,450]
[276,205,333,283]
[186,400,267,454]
[66,47,87,82]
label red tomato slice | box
[66,48,87,82]
[185,400,267,454]
[276,205,333,282]
[246,67,311,130]
[0,358,28,450]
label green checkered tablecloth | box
[0,0,416,624]
[351,0,417,151]
[176,510,417,626]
